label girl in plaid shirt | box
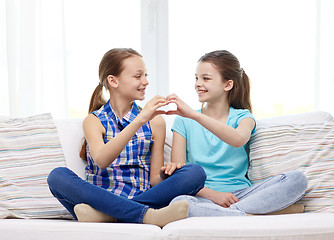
[48,48,206,227]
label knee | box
[286,170,308,193]
[183,163,207,183]
[47,167,69,188]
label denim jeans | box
[47,163,206,223]
[170,170,308,217]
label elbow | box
[88,146,114,170]
[95,159,109,170]
[231,142,244,148]
[230,136,249,148]
[92,154,110,170]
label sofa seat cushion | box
[0,219,161,240]
[162,213,334,240]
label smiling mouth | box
[197,90,207,94]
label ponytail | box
[228,69,252,113]
[89,84,107,113]
[80,84,106,161]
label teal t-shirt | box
[171,107,256,193]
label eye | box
[135,75,141,79]
[203,77,210,81]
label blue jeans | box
[170,170,308,217]
[47,163,206,223]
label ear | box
[107,75,118,89]
[224,80,234,92]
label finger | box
[168,164,176,175]
[220,202,228,208]
[166,98,178,104]
[166,93,177,100]
[154,95,164,99]
[176,163,183,169]
[231,194,239,203]
[164,162,172,174]
[155,101,168,108]
[166,110,178,115]
[155,110,167,115]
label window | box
[64,0,141,118]
[168,0,331,119]
[2,0,333,119]
[1,0,140,118]
[0,0,9,115]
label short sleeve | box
[229,108,256,134]
[171,116,187,139]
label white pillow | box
[55,119,86,179]
[163,115,175,164]
[0,113,72,219]
[257,111,333,126]
[248,112,334,213]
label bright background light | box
[1,0,333,120]
[169,0,317,119]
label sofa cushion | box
[54,119,86,179]
[162,213,334,240]
[0,113,72,219]
[248,111,334,213]
[0,219,162,240]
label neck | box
[202,101,230,120]
[109,97,133,119]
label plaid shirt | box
[85,101,153,199]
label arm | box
[170,131,187,165]
[166,94,255,148]
[156,131,187,176]
[191,113,255,148]
[151,124,185,180]
[84,96,168,169]
[148,115,166,187]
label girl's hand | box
[160,162,185,179]
[210,191,239,208]
[137,95,168,124]
[165,94,197,119]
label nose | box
[142,76,149,86]
[195,78,203,87]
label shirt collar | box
[106,100,140,130]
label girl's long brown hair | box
[80,48,142,161]
[198,50,252,112]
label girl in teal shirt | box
[166,50,308,216]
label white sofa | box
[1,112,334,240]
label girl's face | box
[116,56,148,101]
[195,61,227,104]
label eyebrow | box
[195,73,213,77]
